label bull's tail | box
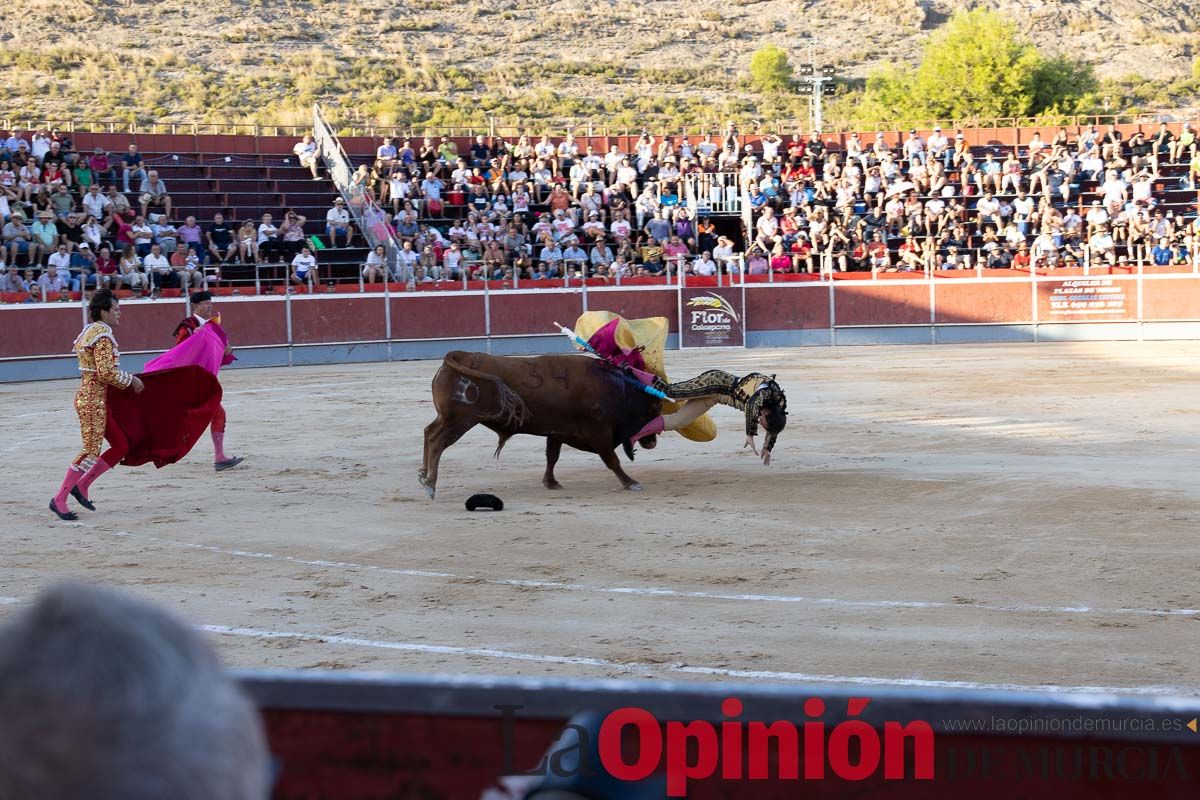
[442,352,531,430]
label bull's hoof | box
[543,480,563,490]
[425,485,436,500]
[625,482,644,492]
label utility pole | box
[797,45,837,132]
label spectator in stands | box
[375,136,397,168]
[120,144,146,194]
[294,134,321,179]
[1088,224,1117,266]
[106,185,131,218]
[139,170,171,219]
[117,246,145,292]
[5,212,37,266]
[236,219,257,264]
[37,263,69,295]
[131,215,155,257]
[31,211,58,260]
[363,244,387,284]
[395,239,419,281]
[0,264,25,292]
[325,197,353,247]
[206,213,236,265]
[153,215,178,255]
[279,211,308,259]
[256,213,280,263]
[94,245,118,289]
[442,242,463,280]
[290,243,317,288]
[144,242,177,293]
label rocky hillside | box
[0,0,1196,127]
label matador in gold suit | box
[50,320,136,520]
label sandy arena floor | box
[3,341,1199,696]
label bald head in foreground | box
[0,582,270,800]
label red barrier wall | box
[1142,277,1200,320]
[390,294,486,340]
[490,291,583,337]
[935,282,1031,324]
[746,284,831,330]
[0,305,83,358]
[835,284,931,326]
[109,300,189,352]
[221,300,289,348]
[5,277,1200,367]
[291,296,387,344]
[585,288,678,330]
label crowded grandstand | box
[2,119,1197,302]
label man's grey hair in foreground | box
[0,581,270,800]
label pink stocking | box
[630,415,665,444]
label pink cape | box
[587,318,647,371]
[104,322,233,468]
[143,321,236,375]
[586,318,660,386]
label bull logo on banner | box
[681,290,745,348]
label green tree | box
[848,8,1097,122]
[749,45,792,93]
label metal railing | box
[683,173,741,215]
[312,103,408,284]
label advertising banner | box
[679,287,745,348]
[1037,277,1136,321]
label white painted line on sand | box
[113,532,1200,619]
[203,624,1190,696]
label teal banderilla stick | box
[553,322,673,402]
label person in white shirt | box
[82,185,111,221]
[760,133,782,164]
[256,213,280,263]
[294,135,321,179]
[395,240,419,282]
[47,244,73,273]
[1100,170,1127,207]
[442,243,463,280]
[975,193,1000,230]
[290,245,317,287]
[1085,201,1109,235]
[692,252,717,276]
[324,198,353,247]
[362,244,387,284]
[142,243,177,292]
[610,217,632,240]
[712,237,736,273]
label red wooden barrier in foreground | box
[242,671,1200,800]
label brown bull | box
[418,351,662,499]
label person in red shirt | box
[172,291,244,471]
[1012,243,1032,271]
[93,245,118,289]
